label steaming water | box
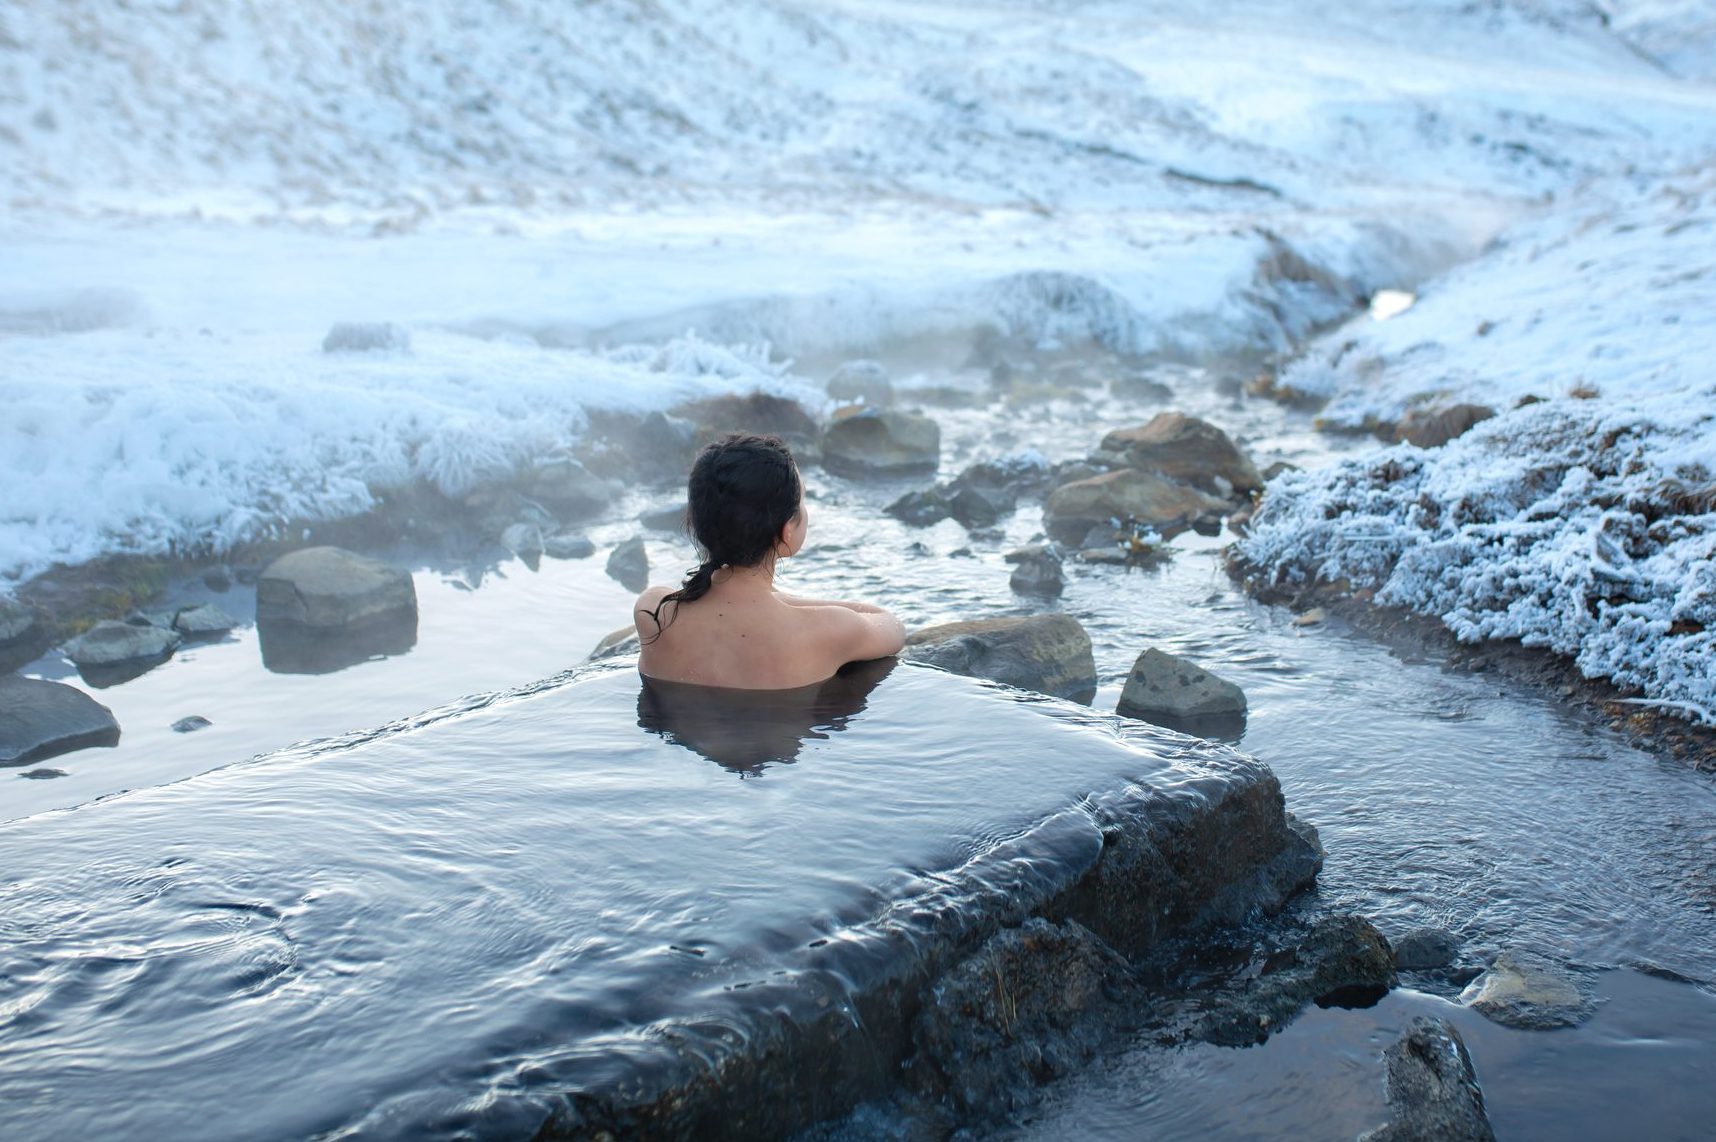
[8,368,1716,1137]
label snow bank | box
[0,330,816,586]
[1241,166,1716,721]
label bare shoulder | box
[633,585,676,636]
[797,600,906,664]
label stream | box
[9,355,1716,1139]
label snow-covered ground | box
[1,0,1713,712]
[1241,163,1716,721]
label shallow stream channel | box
[6,357,1716,1140]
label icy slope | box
[1239,165,1716,721]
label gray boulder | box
[826,359,893,406]
[543,531,596,560]
[172,603,239,637]
[1361,1018,1496,1141]
[822,408,940,478]
[1099,412,1262,495]
[640,503,688,531]
[1006,545,1064,598]
[1195,914,1397,1047]
[1118,647,1247,724]
[321,321,410,353]
[500,522,544,568]
[0,675,120,766]
[0,597,46,672]
[64,620,181,669]
[1461,951,1598,1030]
[606,537,650,593]
[1043,469,1229,545]
[902,613,1096,704]
[1393,927,1460,971]
[256,547,417,629]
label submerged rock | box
[1397,403,1495,449]
[903,613,1096,704]
[64,620,181,670]
[321,321,410,353]
[606,537,651,593]
[1117,648,1247,731]
[827,359,893,406]
[172,603,238,638]
[1007,545,1065,597]
[1043,469,1229,545]
[0,675,120,766]
[822,408,941,478]
[1393,927,1460,971]
[1361,1017,1496,1141]
[257,547,417,629]
[589,625,642,661]
[500,522,544,564]
[1099,412,1262,495]
[1195,914,1398,1047]
[1461,951,1598,1029]
[171,715,212,734]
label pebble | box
[171,716,213,734]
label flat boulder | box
[1043,469,1229,545]
[1099,412,1262,495]
[1397,403,1495,449]
[256,547,417,629]
[903,613,1096,704]
[519,456,613,520]
[64,620,181,669]
[1361,1017,1496,1141]
[172,604,239,637]
[0,675,120,766]
[822,408,940,479]
[1393,927,1460,971]
[543,531,595,560]
[1460,951,1598,1030]
[1118,647,1247,733]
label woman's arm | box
[803,602,906,663]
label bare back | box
[635,577,903,690]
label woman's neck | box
[712,561,777,593]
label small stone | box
[886,488,951,527]
[202,564,233,592]
[1397,404,1495,449]
[64,620,182,669]
[1007,545,1064,598]
[173,603,239,637]
[1117,647,1247,730]
[18,768,69,780]
[1461,951,1598,1030]
[1099,412,1263,495]
[542,531,596,560]
[588,625,641,661]
[639,503,688,532]
[1292,607,1326,627]
[606,537,650,593]
[0,596,46,672]
[171,715,213,734]
[1393,927,1460,971]
[1043,469,1229,545]
[1360,1017,1496,1142]
[321,321,411,353]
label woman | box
[635,434,905,689]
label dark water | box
[10,365,1716,1136]
[0,662,1247,1140]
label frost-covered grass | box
[1241,166,1716,721]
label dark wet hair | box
[639,434,802,639]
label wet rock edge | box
[518,734,1321,1140]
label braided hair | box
[639,433,803,641]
